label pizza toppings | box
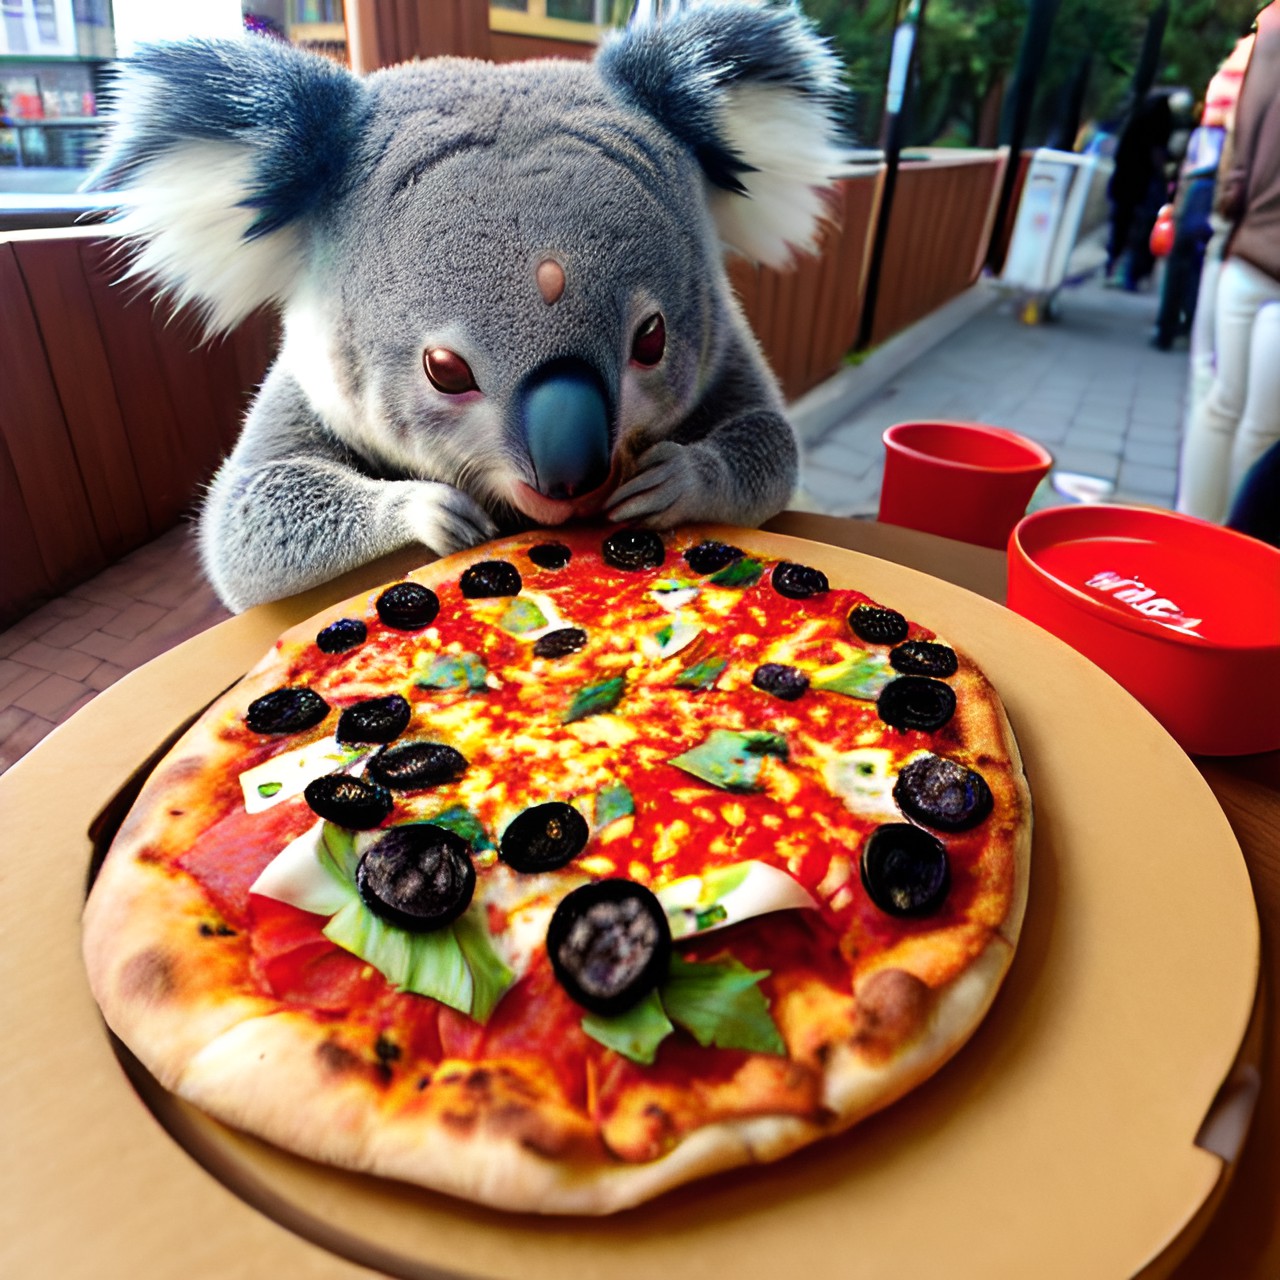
[459,559,523,598]
[861,823,951,917]
[877,675,957,732]
[527,537,573,568]
[315,617,367,653]
[304,773,394,829]
[752,663,810,701]
[657,861,820,940]
[355,825,476,931]
[246,687,330,735]
[499,802,590,873]
[771,561,829,599]
[889,640,959,678]
[893,754,993,831]
[683,540,744,575]
[848,604,909,645]
[602,528,665,571]
[547,879,672,1016]
[335,695,412,745]
[366,741,468,791]
[533,627,589,659]
[376,582,440,631]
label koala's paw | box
[403,482,500,555]
[606,441,710,527]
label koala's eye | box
[424,347,478,395]
[630,313,666,367]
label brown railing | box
[0,228,274,626]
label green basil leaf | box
[453,910,515,1023]
[257,781,282,798]
[810,651,893,700]
[317,822,360,884]
[673,654,728,690]
[581,989,674,1064]
[415,652,488,691]
[662,956,786,1056]
[424,805,495,851]
[499,598,548,635]
[563,675,626,723]
[709,557,763,588]
[594,781,635,829]
[669,728,788,791]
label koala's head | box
[91,5,848,524]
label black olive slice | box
[533,627,588,659]
[356,825,475,932]
[602,529,665,571]
[771,561,829,599]
[499,802,590,873]
[316,617,367,654]
[890,640,959,679]
[683,540,745,575]
[459,560,523,598]
[894,754,993,831]
[877,676,956,732]
[336,695,412,745]
[546,879,672,1016]
[366,741,468,791]
[246,687,329,735]
[848,605,908,646]
[528,542,571,569]
[376,582,440,631]
[860,823,950,917]
[304,773,393,829]
[751,663,810,701]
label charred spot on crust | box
[119,949,176,1004]
[316,1039,362,1077]
[853,968,931,1058]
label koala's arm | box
[200,367,497,612]
[607,320,798,529]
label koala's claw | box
[606,441,698,525]
[405,482,499,555]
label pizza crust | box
[83,524,1032,1214]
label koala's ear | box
[597,3,852,267]
[88,38,368,333]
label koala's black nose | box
[518,358,612,500]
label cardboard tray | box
[0,523,1260,1279]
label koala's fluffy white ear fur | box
[599,3,854,267]
[88,39,367,334]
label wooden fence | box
[0,228,274,626]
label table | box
[2,514,1274,1278]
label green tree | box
[800,0,1262,151]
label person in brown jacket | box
[1176,1,1280,523]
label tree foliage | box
[800,0,1261,150]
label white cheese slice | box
[239,735,366,813]
[249,819,353,916]
[656,860,820,941]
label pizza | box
[82,524,1031,1215]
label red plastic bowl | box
[1008,505,1280,756]
[879,422,1053,549]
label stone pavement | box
[0,270,1186,772]
[795,272,1188,517]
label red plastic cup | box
[878,422,1053,549]
[1008,505,1280,756]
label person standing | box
[1176,3,1280,523]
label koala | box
[91,4,849,611]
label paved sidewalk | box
[796,273,1188,517]
[0,271,1187,772]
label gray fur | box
[96,7,847,610]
